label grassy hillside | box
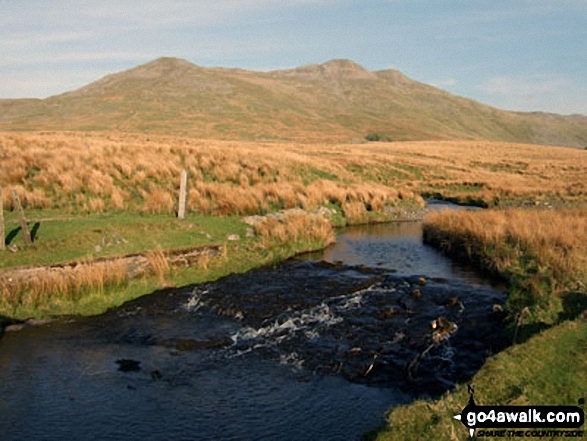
[0,57,585,146]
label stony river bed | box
[0,210,509,440]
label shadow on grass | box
[5,222,40,245]
[511,322,552,345]
[362,424,388,441]
[559,291,587,321]
[31,222,40,242]
[509,290,586,345]
[5,226,21,245]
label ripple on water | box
[0,215,507,441]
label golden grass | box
[423,208,587,323]
[2,132,585,218]
[145,249,171,281]
[0,245,228,314]
[341,201,368,224]
[0,259,128,312]
[253,211,336,252]
[376,209,587,440]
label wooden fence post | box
[0,188,4,250]
[178,169,188,219]
[11,189,32,245]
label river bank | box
[0,209,337,325]
[374,207,587,441]
[1,204,434,331]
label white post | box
[178,169,188,219]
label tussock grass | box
[372,209,587,441]
[254,211,336,252]
[0,245,230,317]
[341,201,368,224]
[423,208,587,328]
[145,249,171,281]
[0,259,128,314]
[3,133,585,220]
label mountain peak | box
[141,57,198,70]
[58,57,200,98]
[320,59,368,70]
[274,58,377,80]
[130,57,200,76]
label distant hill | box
[0,57,586,146]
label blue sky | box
[1,0,586,115]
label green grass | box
[296,166,338,185]
[14,235,328,320]
[1,210,247,269]
[393,163,425,179]
[1,208,336,320]
[323,202,347,227]
[345,163,412,184]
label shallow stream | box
[0,203,507,440]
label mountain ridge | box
[0,57,585,146]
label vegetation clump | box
[365,133,392,142]
[423,208,587,332]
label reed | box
[145,249,171,281]
[254,211,336,252]
[0,258,128,313]
[423,208,587,326]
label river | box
[0,203,507,440]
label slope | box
[0,57,585,146]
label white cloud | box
[0,30,96,50]
[431,78,457,88]
[481,75,571,96]
[478,75,587,115]
[0,0,332,70]
[0,51,152,68]
[0,0,336,30]
[0,68,111,99]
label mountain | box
[0,57,585,146]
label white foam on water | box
[226,283,388,349]
[279,351,304,368]
[185,288,208,311]
[231,302,343,349]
